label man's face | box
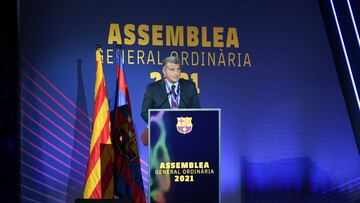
[163,63,180,83]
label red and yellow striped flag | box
[83,47,114,199]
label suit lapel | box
[158,80,171,108]
[178,79,186,108]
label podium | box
[75,199,133,203]
[148,109,221,203]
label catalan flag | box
[83,46,114,199]
[111,46,146,202]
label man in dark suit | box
[141,56,200,123]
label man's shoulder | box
[179,78,195,87]
[147,79,163,89]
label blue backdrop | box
[20,0,360,202]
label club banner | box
[149,109,220,203]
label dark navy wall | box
[20,0,360,202]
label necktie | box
[171,85,178,108]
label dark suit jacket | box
[141,79,200,123]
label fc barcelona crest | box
[176,117,193,134]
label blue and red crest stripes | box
[176,117,193,134]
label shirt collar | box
[165,79,179,93]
